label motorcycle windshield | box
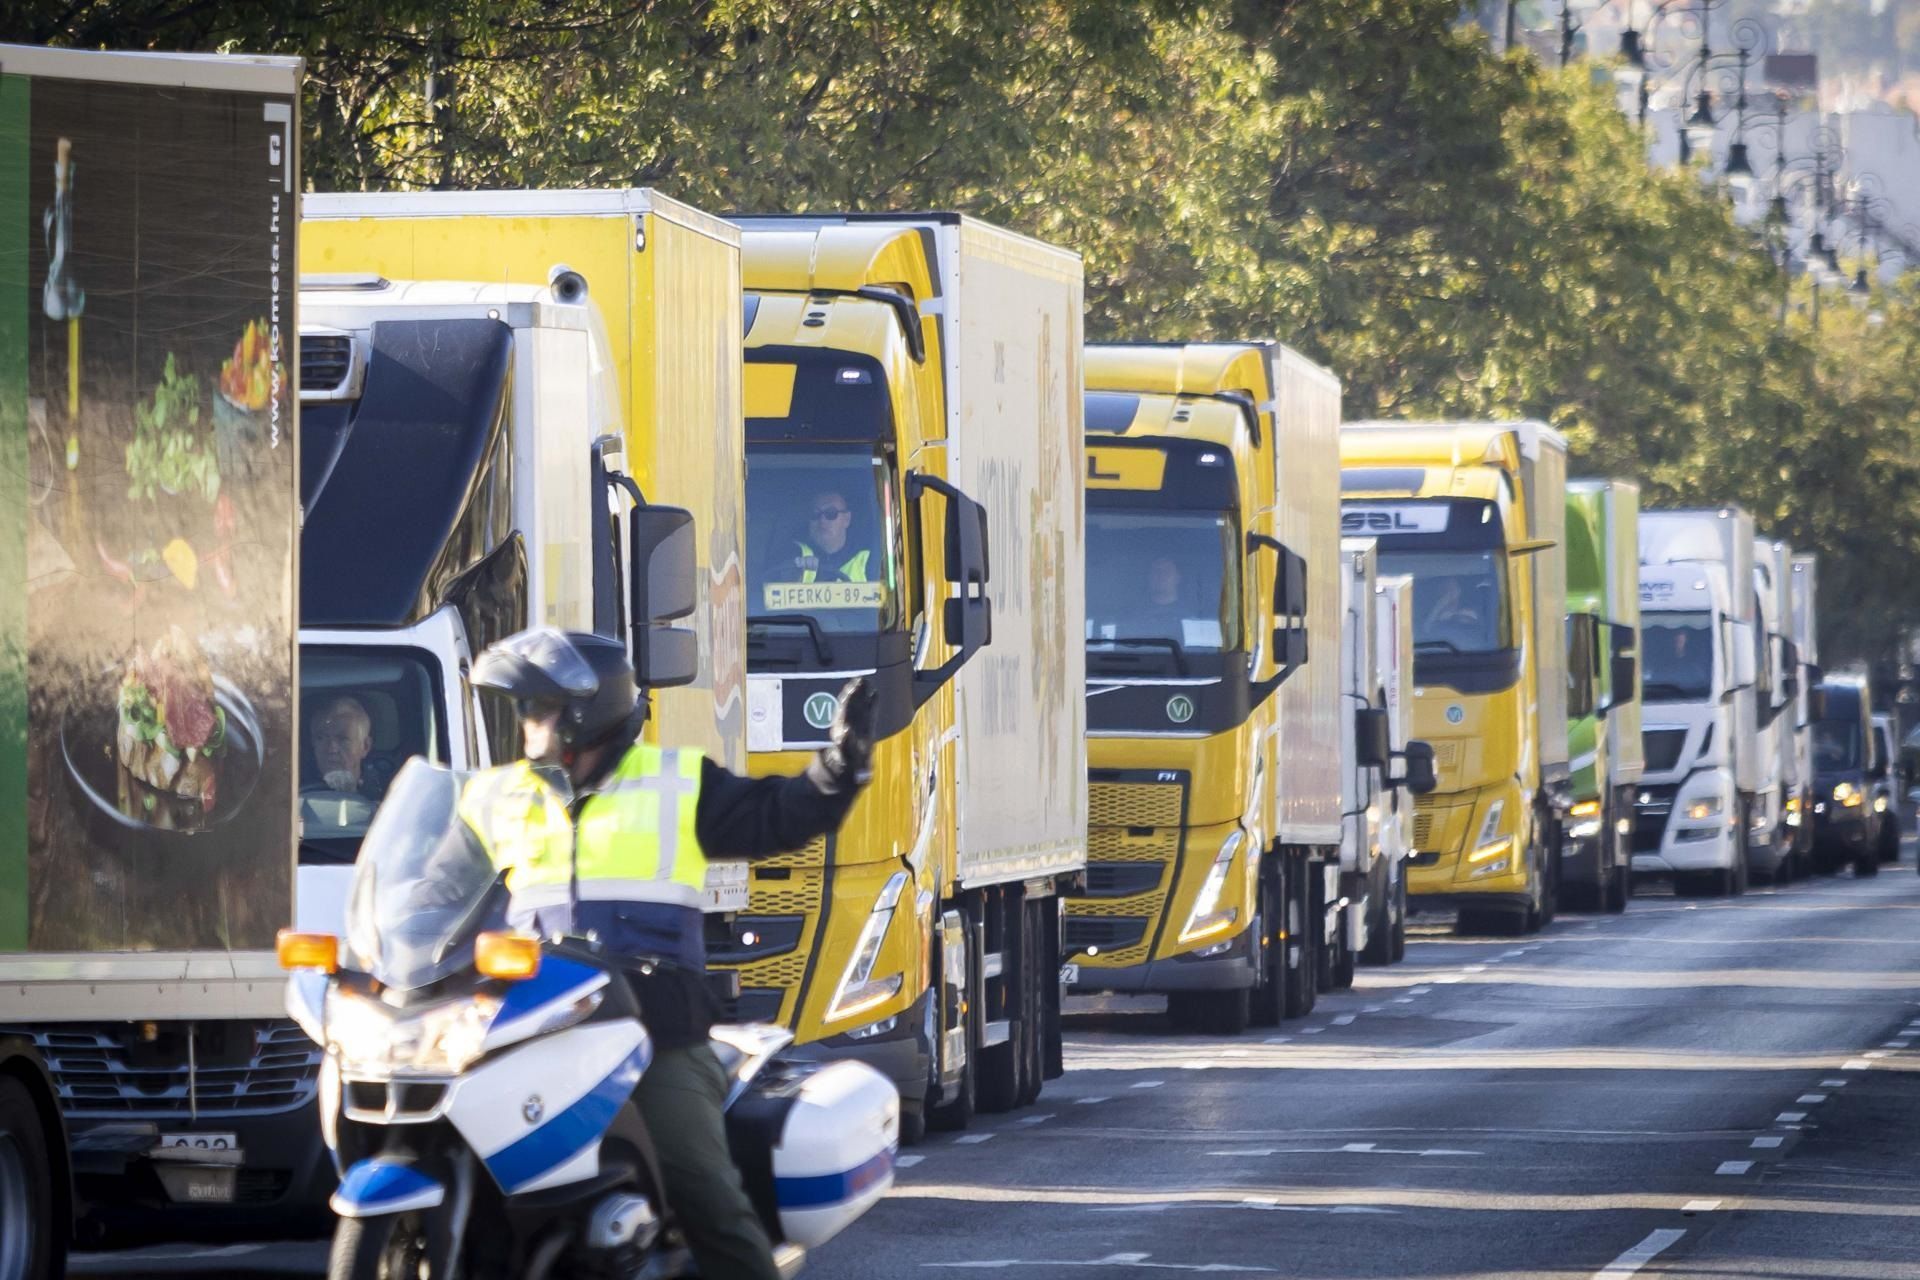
[344,759,501,991]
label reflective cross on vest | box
[459,742,708,930]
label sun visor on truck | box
[302,318,514,627]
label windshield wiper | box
[1414,639,1463,654]
[747,614,832,665]
[1087,637,1189,676]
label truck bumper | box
[786,988,934,1109]
[1067,925,1256,995]
[1631,823,1737,875]
[67,1103,334,1245]
[1559,829,1604,889]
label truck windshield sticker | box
[764,581,888,611]
[1085,446,1167,490]
[1342,504,1449,534]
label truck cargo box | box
[1272,347,1344,846]
[1515,423,1570,782]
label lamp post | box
[1672,18,1767,176]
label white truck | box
[1635,508,1760,895]
[1372,573,1418,960]
[1752,539,1800,882]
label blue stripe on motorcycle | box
[494,953,607,1026]
[485,1046,648,1192]
[332,1160,445,1216]
[775,1149,894,1209]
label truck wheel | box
[929,906,978,1132]
[0,1075,56,1280]
[1249,871,1284,1026]
[1361,865,1393,966]
[1282,858,1317,1018]
[1853,845,1881,878]
[1330,909,1357,989]
[1018,901,1046,1107]
[1388,872,1408,962]
[1604,852,1629,914]
[976,893,1024,1115]
[1537,817,1558,926]
[1175,989,1250,1036]
[1879,818,1901,864]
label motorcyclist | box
[459,627,875,1280]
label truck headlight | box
[1475,800,1506,848]
[1179,831,1244,944]
[1834,781,1864,808]
[825,871,909,1025]
[1686,796,1723,820]
[1568,799,1601,840]
[328,988,502,1078]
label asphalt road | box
[73,857,1920,1279]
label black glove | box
[806,677,878,796]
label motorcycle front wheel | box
[329,1212,435,1280]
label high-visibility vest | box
[797,541,871,584]
[459,742,707,923]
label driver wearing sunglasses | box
[783,488,871,583]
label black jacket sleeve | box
[694,757,856,859]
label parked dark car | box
[1812,678,1894,876]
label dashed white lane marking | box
[1411,986,1432,995]
[1843,1059,1873,1070]
[1343,1142,1377,1152]
[1593,1228,1688,1279]
[1682,1200,1722,1214]
[1362,1005,1384,1013]
[1075,1096,1111,1105]
[1500,950,1527,958]
[1751,1136,1784,1149]
[1776,1112,1807,1123]
[1465,964,1490,973]
[1438,976,1464,984]
[1864,1051,1890,1059]
[925,1251,1282,1270]
[1716,1161,1754,1175]
[954,1133,995,1145]
[1821,1079,1850,1087]
[896,1154,926,1167]
[1332,1015,1357,1025]
[1132,1080,1163,1089]
[1300,1025,1326,1034]
[1207,1143,1483,1158]
[1017,1114,1055,1126]
[1798,1094,1828,1103]
[1393,997,1416,1004]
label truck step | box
[982,951,1005,980]
[982,1019,1012,1047]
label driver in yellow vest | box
[781,488,871,583]
[461,627,875,1280]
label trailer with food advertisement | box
[0,46,740,1259]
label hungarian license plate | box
[155,1163,237,1204]
[157,1131,238,1152]
[1059,963,1080,986]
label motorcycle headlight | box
[1179,831,1244,944]
[825,872,908,1026]
[327,989,502,1078]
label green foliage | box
[8,0,1917,659]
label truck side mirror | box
[910,471,993,705]
[1729,621,1759,689]
[1272,624,1309,670]
[629,505,699,688]
[1397,740,1437,795]
[1248,533,1308,677]
[1355,706,1391,770]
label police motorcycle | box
[280,760,897,1279]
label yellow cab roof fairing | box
[739,225,938,303]
[1088,393,1247,449]
[1085,342,1273,403]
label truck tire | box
[976,892,1024,1115]
[0,1075,57,1280]
[1249,869,1285,1026]
[1361,862,1394,966]
[1388,872,1408,962]
[1282,856,1317,1018]
[929,904,978,1132]
[1853,844,1881,878]
[1173,988,1250,1036]
[1018,900,1046,1107]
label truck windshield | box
[1641,611,1713,702]
[298,647,448,864]
[1814,719,1861,772]
[746,445,905,649]
[1085,508,1241,672]
[1374,549,1511,655]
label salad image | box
[218,318,274,412]
[115,625,229,828]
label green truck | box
[1561,479,1643,912]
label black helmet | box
[471,628,640,750]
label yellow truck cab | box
[711,214,1086,1138]
[1340,423,1570,934]
[1067,342,1342,1032]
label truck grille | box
[25,1021,320,1116]
[1413,811,1435,848]
[1061,917,1150,954]
[1643,728,1688,773]
[1088,781,1184,828]
[300,334,354,392]
[706,837,828,1027]
[1633,783,1679,852]
[1082,863,1165,898]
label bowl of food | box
[61,626,264,845]
[213,319,274,485]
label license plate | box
[157,1131,238,1152]
[1059,963,1080,985]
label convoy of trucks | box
[0,37,1888,1279]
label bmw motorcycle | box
[284,761,897,1279]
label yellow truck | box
[300,189,749,776]
[1340,422,1570,934]
[1066,342,1344,1031]
[709,214,1086,1137]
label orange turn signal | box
[276,930,339,974]
[474,930,542,981]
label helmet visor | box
[471,627,601,701]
